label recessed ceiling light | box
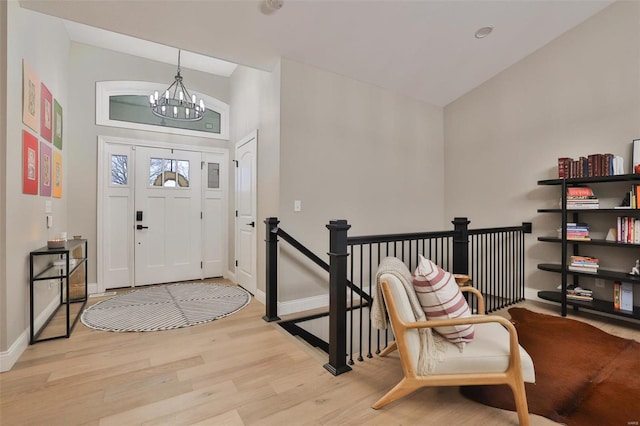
[475,26,493,39]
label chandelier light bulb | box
[162,105,166,113]
[200,99,204,110]
[149,94,154,104]
[192,94,196,104]
[179,91,184,102]
[173,106,178,117]
[154,91,159,101]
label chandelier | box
[149,50,205,121]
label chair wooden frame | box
[372,277,531,426]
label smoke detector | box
[262,0,283,14]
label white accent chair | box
[373,263,535,426]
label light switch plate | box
[294,200,301,212]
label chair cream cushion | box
[413,255,474,347]
[381,271,535,383]
[430,320,535,383]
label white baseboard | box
[254,288,266,305]
[225,269,236,283]
[0,293,60,372]
[34,293,62,333]
[524,287,548,303]
[0,289,85,372]
[88,282,99,295]
[277,294,329,316]
[0,329,28,372]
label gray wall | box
[67,42,231,285]
[444,1,640,299]
[277,58,445,301]
[2,3,69,360]
[229,58,445,303]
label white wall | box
[67,42,231,285]
[277,58,445,301]
[443,1,640,297]
[2,3,70,369]
[1,0,8,354]
[229,62,281,295]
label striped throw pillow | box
[412,255,474,348]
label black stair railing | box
[264,217,532,377]
[263,217,373,324]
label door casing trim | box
[97,135,228,293]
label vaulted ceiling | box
[20,0,614,106]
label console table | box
[29,239,88,343]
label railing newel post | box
[263,217,281,322]
[452,217,471,275]
[324,219,352,376]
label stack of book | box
[567,285,593,301]
[566,187,599,209]
[565,222,590,241]
[568,255,599,273]
[617,216,640,244]
[558,154,624,178]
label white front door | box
[235,131,257,294]
[134,146,202,285]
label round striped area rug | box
[81,283,250,332]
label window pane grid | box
[111,154,128,185]
[148,157,190,188]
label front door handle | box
[247,221,255,228]
[136,225,149,230]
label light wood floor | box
[1,281,639,426]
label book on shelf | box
[565,222,590,240]
[560,284,594,301]
[613,281,635,311]
[613,155,624,174]
[619,282,634,312]
[567,187,594,197]
[570,255,599,265]
[566,191,599,208]
[566,293,594,301]
[567,203,600,209]
[614,282,621,309]
[568,265,599,273]
[568,255,599,273]
[567,286,592,296]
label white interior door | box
[134,146,202,285]
[235,131,257,294]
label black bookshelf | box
[536,173,640,317]
[538,290,639,320]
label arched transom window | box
[96,81,229,140]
